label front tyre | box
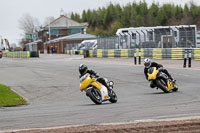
[156,79,169,93]
[109,90,118,103]
[87,88,102,104]
[172,87,178,92]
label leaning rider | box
[143,58,175,88]
[79,64,111,91]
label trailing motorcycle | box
[80,73,118,104]
[147,67,178,93]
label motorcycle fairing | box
[91,82,109,101]
[167,80,178,91]
[80,74,92,91]
[148,67,158,80]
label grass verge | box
[0,84,27,107]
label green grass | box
[0,84,27,107]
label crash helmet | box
[79,64,88,75]
[144,58,151,68]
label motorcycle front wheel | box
[156,79,169,93]
[172,87,178,92]
[87,88,102,104]
[109,90,118,103]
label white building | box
[116,25,197,48]
[197,31,200,48]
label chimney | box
[60,8,64,17]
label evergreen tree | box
[70,1,200,35]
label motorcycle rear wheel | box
[87,88,102,104]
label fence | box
[66,48,200,60]
[97,26,197,49]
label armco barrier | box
[97,49,103,58]
[120,49,128,58]
[3,51,31,58]
[153,49,162,59]
[194,48,200,60]
[67,48,200,60]
[108,49,114,58]
[171,48,183,59]
[89,50,93,57]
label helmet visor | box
[144,62,151,68]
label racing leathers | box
[144,62,174,88]
[79,69,111,91]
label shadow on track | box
[77,102,118,106]
[143,90,181,95]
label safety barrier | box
[66,48,200,60]
[3,51,40,58]
[194,48,200,60]
[171,49,183,59]
[153,49,162,59]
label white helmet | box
[144,58,151,68]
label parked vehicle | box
[80,73,117,104]
[0,50,3,58]
[147,67,178,93]
[78,40,97,50]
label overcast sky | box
[0,0,199,44]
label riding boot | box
[168,75,175,83]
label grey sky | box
[0,0,199,44]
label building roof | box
[43,15,87,29]
[116,25,197,35]
[45,33,96,44]
[25,39,42,46]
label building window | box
[70,28,82,34]
[26,34,32,39]
[50,29,60,35]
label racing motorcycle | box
[80,73,118,104]
[147,67,178,93]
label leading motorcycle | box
[147,67,178,93]
[80,73,118,104]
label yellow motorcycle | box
[80,73,117,104]
[147,67,178,93]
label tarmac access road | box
[0,54,200,132]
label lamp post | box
[0,35,3,49]
[48,22,51,40]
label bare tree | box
[43,16,55,26]
[18,14,40,35]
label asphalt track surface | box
[0,54,200,132]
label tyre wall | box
[66,48,200,60]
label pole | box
[0,36,3,49]
[48,22,51,40]
[188,50,192,67]
[183,49,187,68]
[134,52,137,65]
[139,49,141,64]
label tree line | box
[71,1,200,35]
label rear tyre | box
[109,90,118,103]
[156,79,169,93]
[87,88,102,104]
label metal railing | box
[97,28,196,49]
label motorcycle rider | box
[79,64,111,92]
[144,58,175,88]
